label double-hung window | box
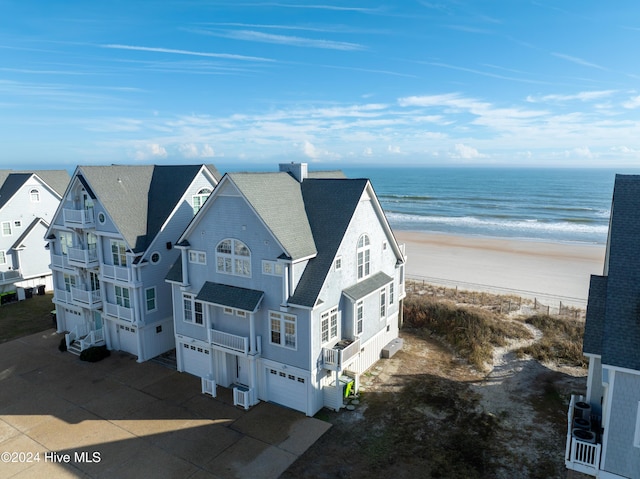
[380,288,386,319]
[30,189,40,202]
[216,239,251,277]
[145,287,157,312]
[111,240,127,267]
[357,234,370,280]
[189,250,206,264]
[115,286,130,308]
[321,307,338,343]
[270,311,296,349]
[356,301,364,335]
[1,222,11,237]
[0,251,5,265]
[183,294,203,325]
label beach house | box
[0,170,69,298]
[46,164,220,360]
[565,174,640,478]
[166,163,406,416]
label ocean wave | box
[385,212,609,235]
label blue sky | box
[2,1,640,169]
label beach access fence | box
[406,275,586,320]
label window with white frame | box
[189,250,206,264]
[270,311,296,349]
[262,260,283,276]
[63,273,76,292]
[0,251,5,265]
[321,307,338,343]
[356,300,363,335]
[1,222,11,236]
[183,293,204,325]
[30,188,40,202]
[59,232,73,255]
[357,234,370,280]
[390,282,394,305]
[115,285,131,308]
[145,287,156,312]
[216,239,251,277]
[192,188,212,214]
[380,288,386,319]
[111,240,127,267]
[635,402,640,448]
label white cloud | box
[179,143,215,158]
[565,147,593,158]
[363,147,373,156]
[623,95,640,109]
[133,143,167,161]
[387,145,401,154]
[527,90,617,103]
[450,143,485,159]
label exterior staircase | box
[67,340,82,356]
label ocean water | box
[343,167,640,245]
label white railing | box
[71,286,102,308]
[65,324,85,349]
[51,253,72,270]
[210,328,249,354]
[79,328,105,351]
[0,270,21,283]
[565,394,602,474]
[233,386,254,410]
[201,378,217,397]
[63,208,95,227]
[54,288,73,305]
[322,338,361,369]
[101,264,132,283]
[68,247,98,266]
[104,301,134,321]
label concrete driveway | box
[0,330,331,478]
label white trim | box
[269,310,297,350]
[601,362,640,377]
[601,368,615,472]
[188,250,207,265]
[144,286,157,313]
[1,221,11,236]
[634,401,640,448]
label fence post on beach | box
[534,298,537,309]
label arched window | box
[193,188,212,214]
[216,239,251,277]
[30,189,40,203]
[357,234,371,280]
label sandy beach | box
[395,230,606,306]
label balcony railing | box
[50,253,73,270]
[63,208,95,228]
[210,328,249,354]
[104,301,134,322]
[322,338,361,370]
[71,286,102,309]
[79,328,105,351]
[67,247,99,268]
[0,270,21,284]
[54,288,73,305]
[565,394,602,475]
[101,264,133,283]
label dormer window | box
[216,239,251,277]
[30,189,40,203]
[193,188,212,214]
[357,234,371,280]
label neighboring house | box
[0,170,69,294]
[166,162,406,416]
[566,174,640,479]
[46,164,220,360]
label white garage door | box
[181,343,211,378]
[266,368,307,414]
[117,324,138,355]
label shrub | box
[515,314,586,367]
[58,337,67,352]
[79,345,111,362]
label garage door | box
[266,368,307,413]
[117,324,138,355]
[181,343,211,378]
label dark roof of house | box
[583,275,607,356]
[11,217,49,250]
[0,170,70,210]
[586,174,640,370]
[288,178,370,307]
[343,272,394,301]
[166,257,182,283]
[78,165,219,253]
[196,281,264,312]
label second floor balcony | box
[70,286,102,310]
[63,207,95,229]
[101,264,136,284]
[322,338,361,371]
[67,247,99,268]
[104,300,134,322]
[209,328,250,355]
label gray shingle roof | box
[583,275,606,355]
[11,217,49,250]
[196,281,264,312]
[343,272,394,301]
[80,165,215,253]
[592,175,640,370]
[287,178,369,307]
[0,170,70,210]
[228,172,317,260]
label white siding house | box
[0,170,69,295]
[166,163,406,416]
[566,175,640,478]
[46,164,220,361]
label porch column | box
[249,312,256,354]
[335,369,341,411]
[249,355,258,406]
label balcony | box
[101,264,134,284]
[67,247,99,268]
[209,328,249,355]
[54,288,73,306]
[71,286,102,309]
[322,338,361,371]
[0,270,21,285]
[104,301,134,322]
[50,253,73,271]
[565,395,602,476]
[63,208,95,229]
